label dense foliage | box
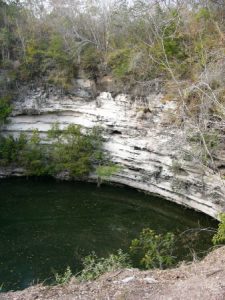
[0,97,12,125]
[48,124,104,177]
[0,124,105,178]
[130,228,175,269]
[1,1,225,173]
[1,0,225,86]
[0,133,27,166]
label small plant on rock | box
[170,160,183,175]
[96,164,121,187]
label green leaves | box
[80,46,101,78]
[96,164,121,187]
[96,165,120,178]
[0,97,12,125]
[0,133,26,166]
[0,124,105,178]
[212,214,225,245]
[107,48,132,79]
[49,124,103,178]
[20,130,50,176]
[79,250,130,282]
[130,228,175,269]
[53,266,73,285]
[77,228,176,282]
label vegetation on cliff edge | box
[1,0,225,174]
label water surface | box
[0,178,217,291]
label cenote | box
[0,178,217,292]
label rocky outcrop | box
[2,79,225,219]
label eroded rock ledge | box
[2,79,225,219]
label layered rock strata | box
[2,79,225,219]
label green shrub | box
[78,250,130,281]
[19,34,76,85]
[130,228,175,269]
[47,69,73,91]
[47,34,70,67]
[195,8,211,22]
[80,46,101,78]
[0,131,50,175]
[0,97,12,125]
[0,133,26,165]
[22,39,46,79]
[96,164,121,186]
[44,34,77,89]
[212,214,225,245]
[0,125,105,178]
[21,130,50,176]
[48,124,104,177]
[53,266,73,285]
[107,48,132,79]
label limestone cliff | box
[1,78,225,219]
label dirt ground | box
[1,246,225,300]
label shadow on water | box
[0,177,218,291]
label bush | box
[0,97,12,125]
[47,69,73,91]
[0,133,26,165]
[78,229,176,282]
[44,34,77,89]
[80,46,101,79]
[0,130,50,175]
[96,164,121,186]
[162,18,187,61]
[129,228,175,269]
[0,131,50,175]
[78,250,130,281]
[48,124,104,178]
[0,125,105,178]
[107,48,132,79]
[22,39,46,79]
[212,214,225,245]
[53,266,73,285]
[20,130,50,176]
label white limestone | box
[2,82,225,219]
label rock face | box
[2,79,225,219]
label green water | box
[0,178,217,291]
